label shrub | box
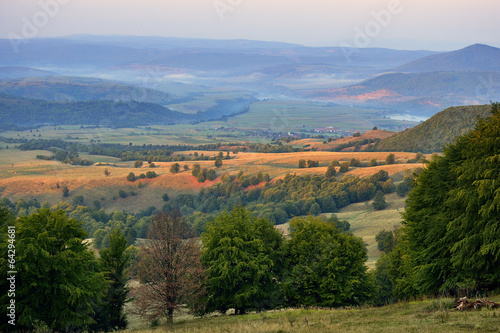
[126,172,136,182]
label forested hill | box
[375,104,493,153]
[0,94,255,129]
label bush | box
[118,190,128,198]
[192,164,201,177]
[71,195,84,206]
[298,159,306,168]
[162,193,170,202]
[386,153,396,165]
[146,171,157,179]
[170,163,180,173]
[207,169,217,181]
[126,172,136,182]
[134,160,143,168]
[149,163,156,168]
[339,162,349,173]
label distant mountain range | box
[396,44,500,73]
[1,36,499,120]
[310,44,500,114]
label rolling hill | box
[0,66,57,79]
[0,76,176,104]
[0,93,256,129]
[395,44,500,73]
[375,104,494,153]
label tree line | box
[0,205,369,332]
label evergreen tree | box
[93,229,130,331]
[400,102,500,296]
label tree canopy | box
[0,209,107,332]
[201,206,285,314]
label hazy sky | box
[1,0,499,50]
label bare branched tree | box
[131,211,205,324]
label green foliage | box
[62,185,69,197]
[349,158,361,167]
[192,164,201,177]
[284,216,370,307]
[118,189,128,198]
[92,229,130,331]
[214,157,223,168]
[71,195,85,206]
[372,191,387,210]
[376,229,395,253]
[307,160,319,168]
[162,193,170,202]
[202,206,285,314]
[339,162,349,173]
[391,102,500,297]
[145,170,157,178]
[126,172,136,182]
[206,169,217,181]
[396,176,414,197]
[134,160,143,168]
[0,209,107,332]
[298,159,306,168]
[369,159,378,167]
[386,153,396,165]
[170,163,180,173]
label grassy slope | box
[123,296,500,332]
[376,105,493,153]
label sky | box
[1,0,499,51]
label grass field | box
[0,149,422,215]
[122,296,500,332]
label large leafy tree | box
[402,102,500,295]
[201,206,285,315]
[132,211,205,323]
[0,209,107,332]
[283,216,371,307]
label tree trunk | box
[167,308,174,324]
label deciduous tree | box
[0,209,107,332]
[132,212,205,323]
[202,206,285,314]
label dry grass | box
[122,296,500,332]
[0,149,422,214]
